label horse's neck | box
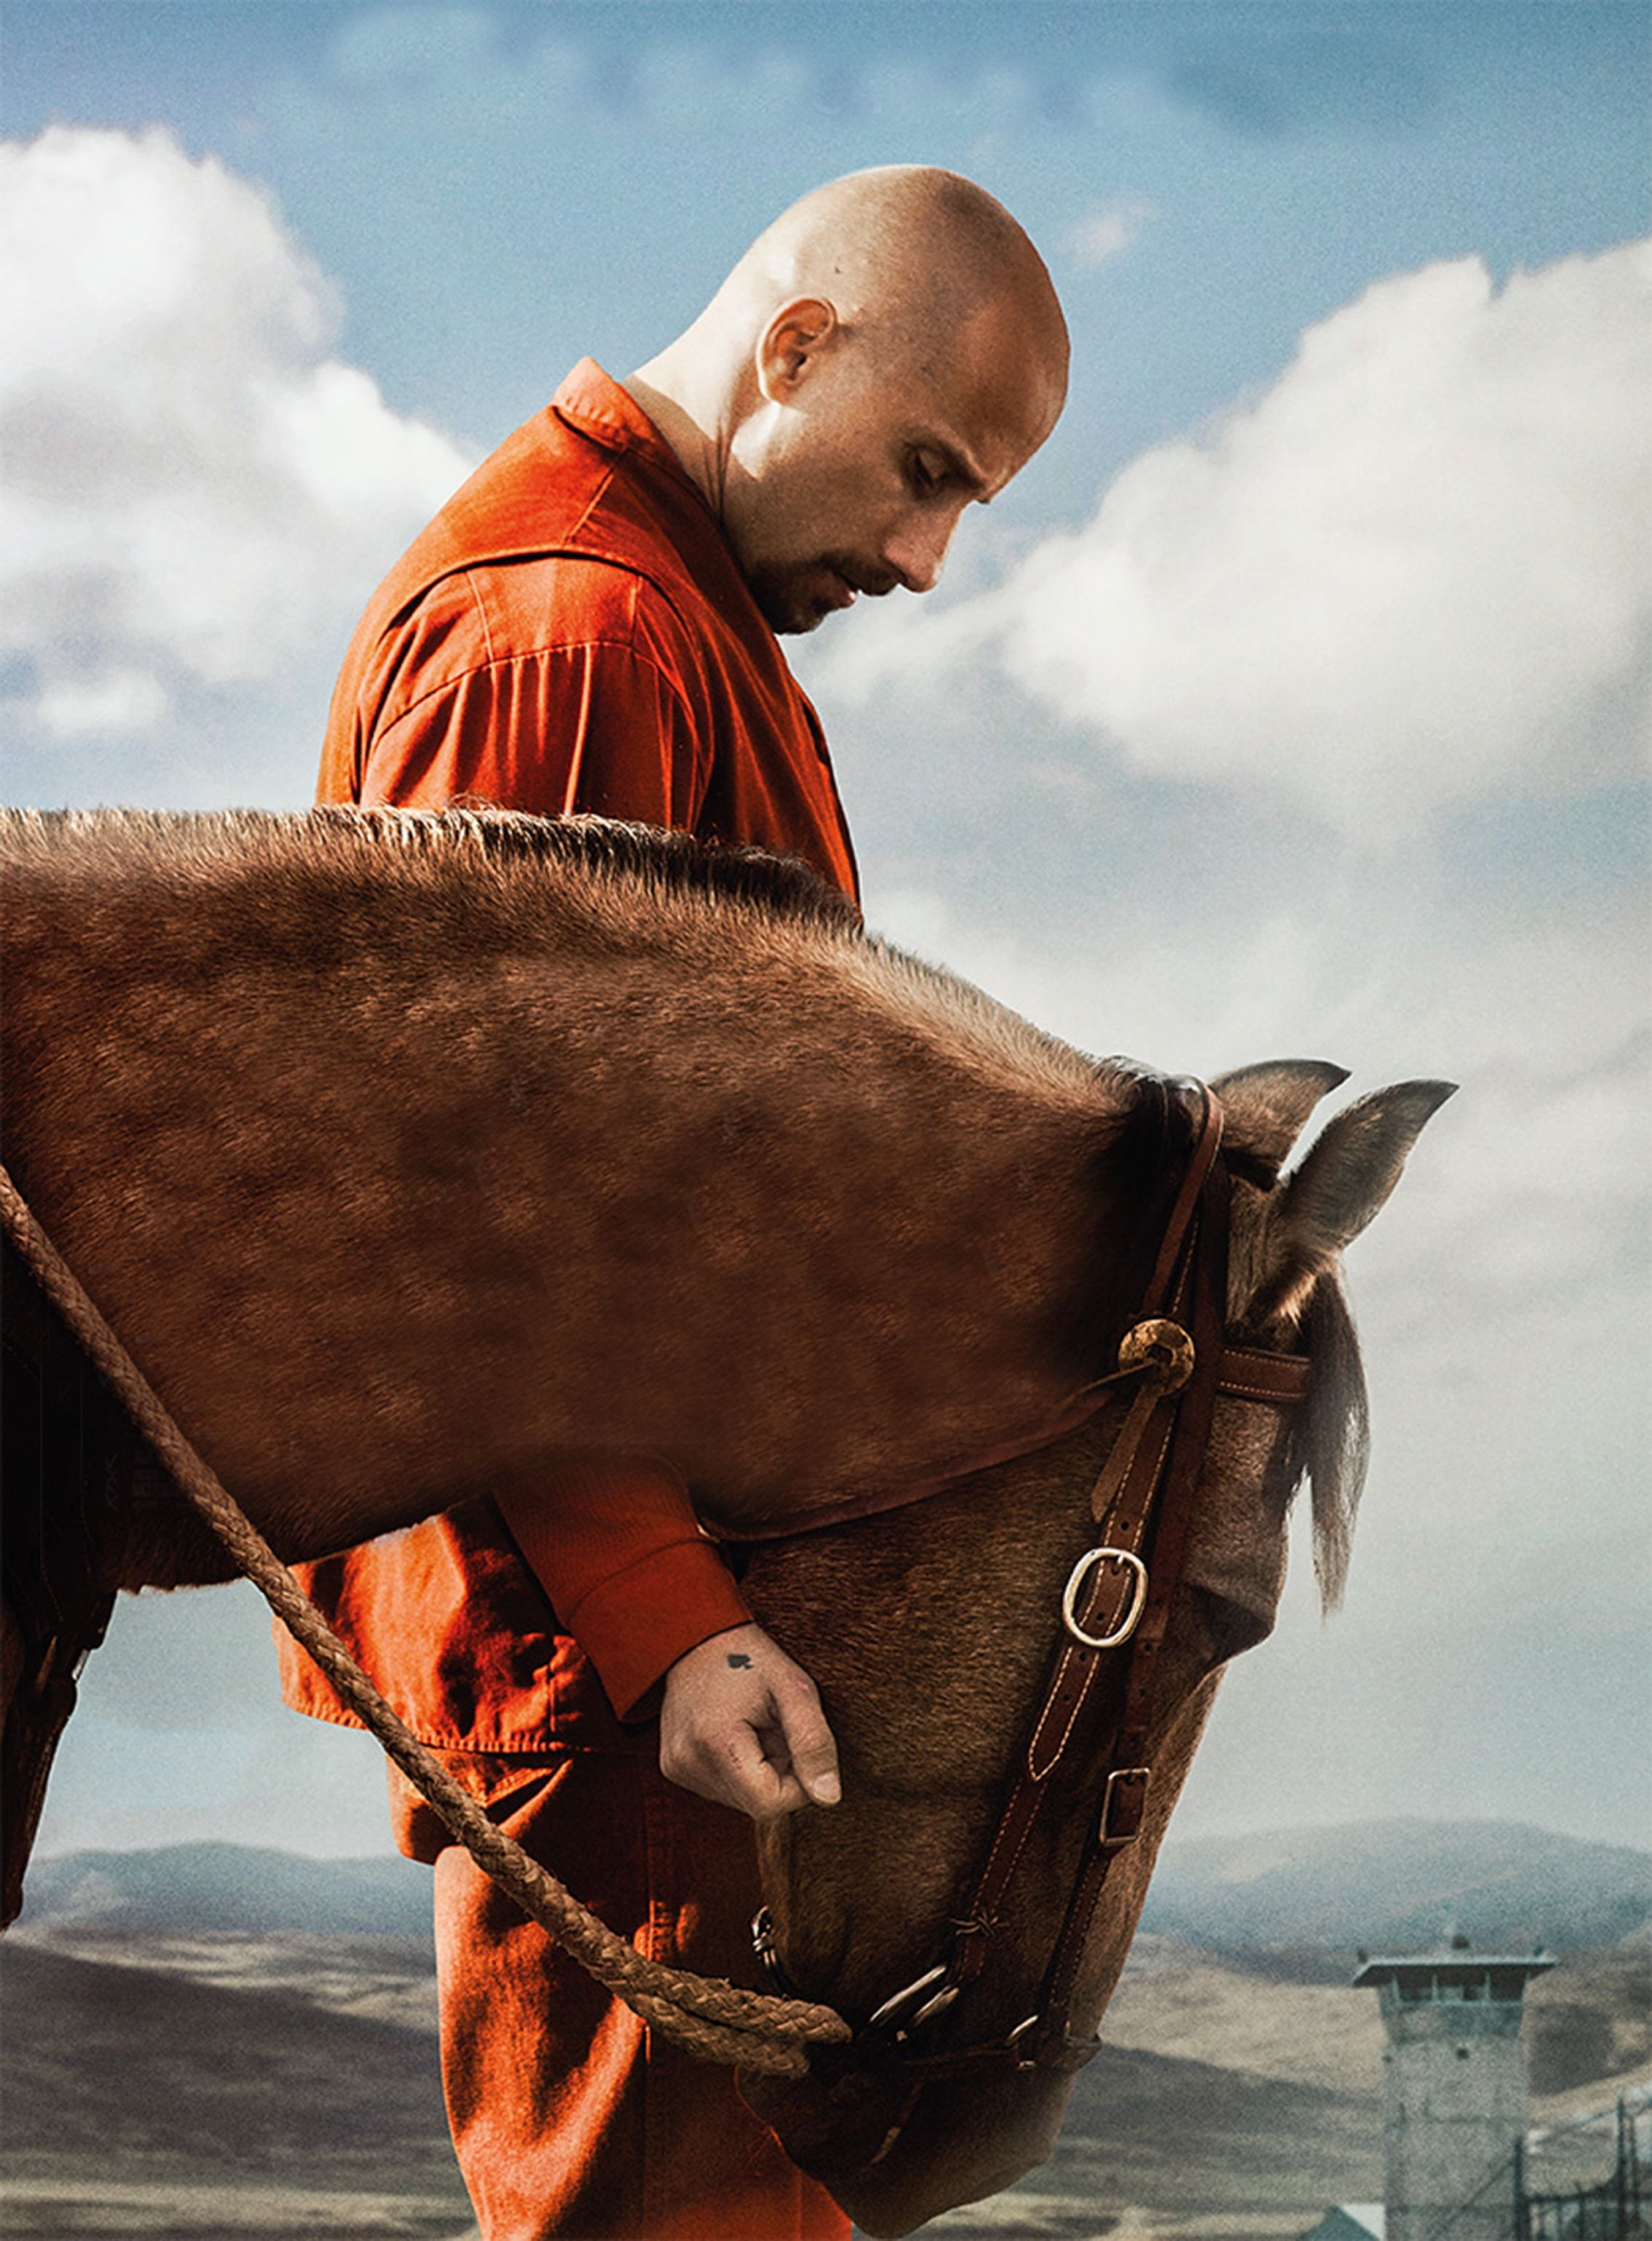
[7,856,1149,1566]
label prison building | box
[1354,1937,1554,2241]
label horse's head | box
[738,1061,1453,2236]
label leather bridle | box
[752,1080,1311,2088]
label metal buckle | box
[1098,1766,1151,1848]
[750,1906,798,1999]
[1061,1547,1148,1649]
[867,1962,956,2036]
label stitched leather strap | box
[1143,1082,1223,1312]
[1218,1344,1310,1404]
[1033,1146,1233,2057]
[935,1094,1218,1995]
[859,1090,1314,2082]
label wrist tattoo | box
[726,1652,754,1669]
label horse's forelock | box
[1032,1066,1199,1380]
[1288,1273,1370,1613]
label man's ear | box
[756,297,839,402]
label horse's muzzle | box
[742,2050,1069,2239]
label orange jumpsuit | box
[279,360,857,2241]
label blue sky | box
[4,2,1648,1866]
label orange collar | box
[552,358,705,500]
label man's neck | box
[621,366,727,522]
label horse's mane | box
[316,804,867,937]
[3,803,863,931]
[1291,1274,1370,1612]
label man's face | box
[723,297,1063,635]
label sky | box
[4,1,1648,1873]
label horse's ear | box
[1254,1080,1458,1327]
[1211,1060,1351,1185]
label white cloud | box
[864,868,1647,1363]
[32,667,172,739]
[1001,243,1651,826]
[1063,196,1153,269]
[0,127,472,744]
[823,243,1651,835]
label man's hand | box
[659,1623,841,1822]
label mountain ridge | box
[21,1817,1645,1953]
[17,1838,433,1937]
[1138,1815,1651,1953]
[7,1828,1646,2241]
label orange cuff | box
[494,1459,752,1721]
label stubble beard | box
[743,555,865,637]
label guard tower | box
[1354,1935,1554,2241]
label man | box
[279,165,1068,2240]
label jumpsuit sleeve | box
[349,567,755,1719]
[493,1466,752,1723]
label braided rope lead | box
[0,1167,850,2077]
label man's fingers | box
[708,1724,808,1820]
[664,1719,805,1820]
[767,1672,841,1806]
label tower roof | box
[1351,1945,1554,1995]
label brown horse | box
[0,806,1450,2231]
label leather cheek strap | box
[1217,1344,1310,1405]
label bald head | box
[710,167,1068,416]
[627,167,1068,632]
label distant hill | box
[0,1937,1377,2240]
[0,1940,453,2167]
[0,1938,475,2238]
[17,1840,434,1937]
[1140,1819,1652,1954]
[20,1818,1649,1957]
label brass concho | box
[1117,1317,1195,1392]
